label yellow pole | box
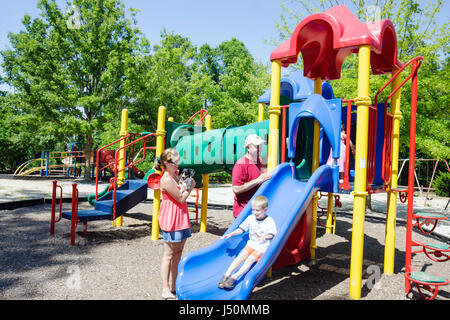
[267,60,281,172]
[384,71,403,275]
[266,60,281,278]
[151,106,167,240]
[114,108,128,227]
[349,45,371,300]
[325,193,334,234]
[258,103,265,122]
[200,114,212,233]
[310,78,322,258]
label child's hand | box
[255,234,266,243]
[221,233,232,239]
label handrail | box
[185,109,208,126]
[340,99,354,190]
[93,132,156,219]
[48,150,85,160]
[366,104,378,187]
[111,132,156,219]
[95,134,132,200]
[280,105,289,163]
[114,133,156,176]
[70,183,79,246]
[14,158,44,176]
[380,56,424,184]
[374,56,424,108]
[50,180,63,235]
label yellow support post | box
[151,106,167,241]
[384,71,403,275]
[310,77,322,258]
[325,193,334,234]
[114,108,128,227]
[258,103,265,122]
[267,60,281,172]
[266,60,281,278]
[200,114,212,233]
[349,45,371,300]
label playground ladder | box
[398,57,449,300]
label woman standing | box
[155,148,195,299]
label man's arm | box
[232,172,271,195]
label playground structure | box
[48,4,449,300]
[14,142,88,178]
[175,5,448,300]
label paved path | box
[1,174,448,241]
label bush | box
[209,171,232,184]
[434,171,450,197]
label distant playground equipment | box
[14,142,88,178]
[396,158,450,206]
[48,4,448,300]
[175,5,448,300]
[51,109,155,245]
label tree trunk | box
[366,193,372,210]
[84,134,94,181]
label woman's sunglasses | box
[168,159,180,166]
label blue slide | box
[176,162,335,300]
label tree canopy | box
[270,0,449,160]
[1,0,447,184]
[0,0,270,173]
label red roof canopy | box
[270,5,403,80]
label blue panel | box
[257,70,335,103]
[288,95,342,160]
[373,103,387,185]
[320,128,331,165]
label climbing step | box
[425,243,450,250]
[62,179,148,222]
[409,271,448,284]
[413,212,447,220]
[62,209,112,222]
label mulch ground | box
[0,200,449,301]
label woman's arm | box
[161,175,195,204]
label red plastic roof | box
[270,5,403,80]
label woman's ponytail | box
[154,156,162,171]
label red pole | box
[50,180,57,235]
[113,151,118,221]
[405,60,419,293]
[95,149,100,201]
[70,183,79,246]
[281,106,288,163]
[341,100,352,190]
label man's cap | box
[245,134,264,147]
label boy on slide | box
[218,195,277,290]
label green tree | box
[124,30,215,129]
[270,0,449,161]
[202,39,271,128]
[0,93,66,171]
[1,0,149,178]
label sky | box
[0,0,283,64]
[0,0,448,85]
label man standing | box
[232,134,272,218]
